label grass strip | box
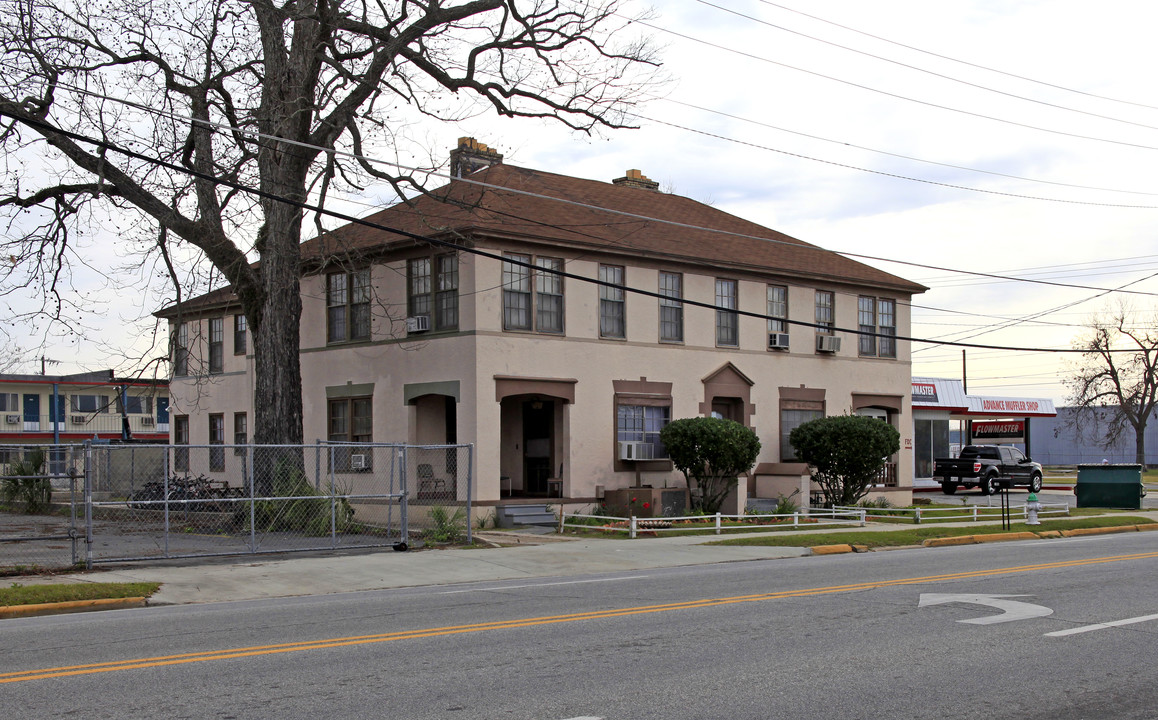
[709,516,1154,550]
[0,582,161,607]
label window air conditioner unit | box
[5,414,20,424]
[768,332,790,350]
[141,417,155,426]
[350,453,367,470]
[406,315,430,333]
[71,415,87,424]
[618,441,654,461]
[816,334,841,353]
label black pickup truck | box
[933,445,1044,495]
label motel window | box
[116,395,152,415]
[659,272,683,343]
[71,394,109,414]
[0,393,17,412]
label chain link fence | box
[0,442,472,572]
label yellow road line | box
[5,550,1158,684]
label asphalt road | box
[4,532,1158,719]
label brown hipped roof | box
[159,160,925,316]
[304,163,926,293]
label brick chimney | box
[611,169,659,191]
[449,137,503,177]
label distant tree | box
[789,414,900,507]
[1064,305,1158,467]
[660,417,761,514]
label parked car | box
[933,444,1044,495]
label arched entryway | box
[495,376,575,498]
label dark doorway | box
[711,397,743,423]
[522,400,553,495]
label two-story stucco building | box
[158,138,927,510]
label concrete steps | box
[495,503,557,528]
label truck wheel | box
[980,475,998,495]
[1029,474,1042,493]
[942,482,958,495]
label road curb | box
[1059,526,1138,537]
[810,544,854,555]
[0,596,148,619]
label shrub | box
[238,459,354,536]
[789,414,901,507]
[1,449,53,514]
[425,505,466,543]
[660,417,761,514]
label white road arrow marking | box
[919,593,1054,625]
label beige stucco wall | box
[166,243,915,502]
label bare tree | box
[1064,305,1158,467]
[0,0,660,444]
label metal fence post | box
[466,444,474,545]
[915,507,922,525]
[400,446,408,546]
[328,442,337,549]
[793,511,799,528]
[629,515,637,539]
[248,445,256,553]
[83,441,93,570]
[972,505,978,522]
[715,512,721,535]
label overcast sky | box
[12,0,1158,404]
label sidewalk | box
[10,507,1157,608]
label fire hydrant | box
[1025,492,1042,525]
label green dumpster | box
[1075,464,1146,509]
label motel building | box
[911,377,1057,488]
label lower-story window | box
[209,414,225,471]
[174,415,190,471]
[617,405,671,460]
[780,408,823,461]
[329,397,373,471]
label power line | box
[696,0,1158,133]
[4,109,1144,355]
[754,0,1158,113]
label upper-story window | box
[502,253,564,333]
[408,254,459,332]
[599,265,625,338]
[172,322,189,376]
[659,271,683,343]
[234,314,247,355]
[327,269,371,343]
[767,285,787,333]
[859,296,897,358]
[208,317,224,373]
[815,290,835,334]
[0,393,17,412]
[715,278,738,347]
